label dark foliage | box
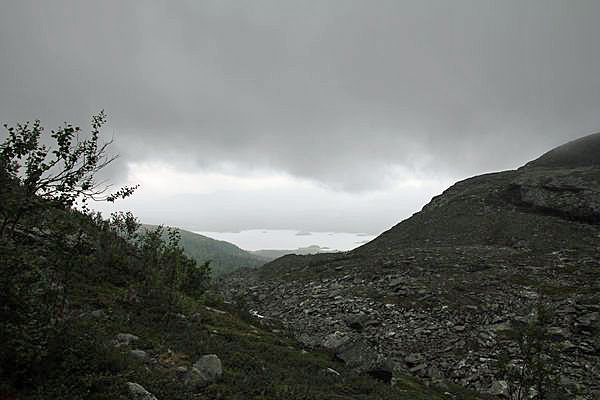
[0,114,209,396]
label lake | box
[193,229,377,252]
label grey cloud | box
[2,1,600,191]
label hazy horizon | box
[193,229,376,252]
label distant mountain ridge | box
[141,224,266,276]
[251,245,335,261]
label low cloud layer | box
[90,162,451,233]
[2,1,600,232]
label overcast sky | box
[2,1,600,235]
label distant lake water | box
[193,229,377,252]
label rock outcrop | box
[509,167,600,222]
[509,132,600,221]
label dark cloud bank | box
[2,0,600,191]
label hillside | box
[3,208,455,399]
[222,133,600,398]
[142,225,266,276]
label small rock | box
[297,333,320,348]
[577,312,599,332]
[184,354,223,390]
[345,313,369,331]
[489,321,512,333]
[205,306,227,314]
[129,349,149,362]
[547,326,569,341]
[389,278,403,288]
[322,331,350,350]
[368,364,394,383]
[114,333,139,347]
[487,380,508,396]
[426,365,444,380]
[335,340,380,373]
[559,375,575,387]
[90,309,105,318]
[127,382,157,400]
[409,363,428,374]
[560,340,577,352]
[405,352,424,366]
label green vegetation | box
[0,113,209,396]
[495,302,564,399]
[0,113,463,399]
[141,224,266,277]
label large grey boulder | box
[184,354,223,390]
[334,339,391,381]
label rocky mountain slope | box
[221,133,600,398]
